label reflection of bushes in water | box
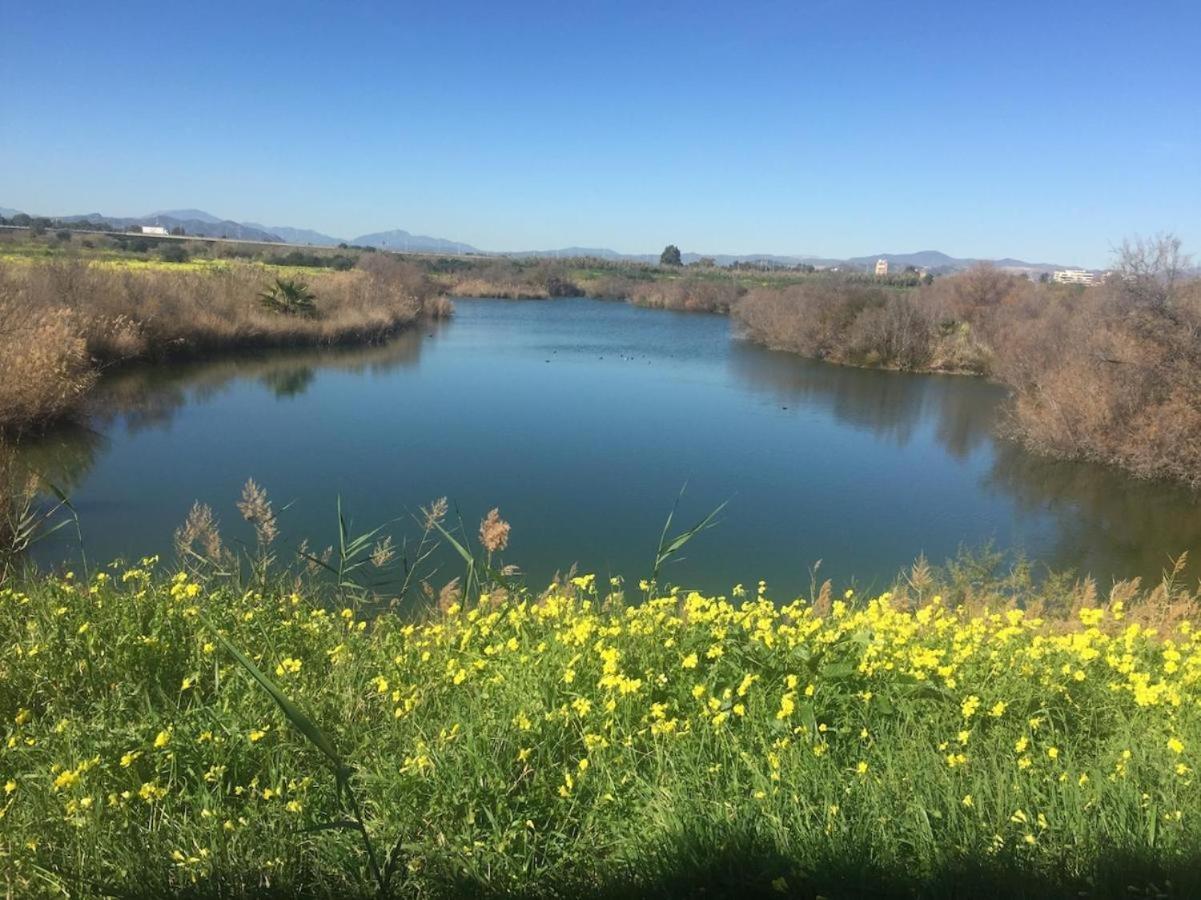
[1,425,106,498]
[85,330,428,435]
[729,337,1201,584]
[260,366,315,398]
[727,339,1001,458]
[985,440,1201,583]
[0,429,104,579]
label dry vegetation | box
[442,258,750,314]
[443,259,584,299]
[995,238,1201,486]
[733,236,1201,486]
[0,255,445,431]
[627,275,744,313]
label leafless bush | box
[734,244,1201,483]
[999,237,1201,484]
[629,276,742,313]
[583,275,641,300]
[734,279,906,363]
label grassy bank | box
[3,545,1201,897]
[0,254,447,431]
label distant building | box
[140,225,169,236]
[1052,269,1096,285]
[874,258,889,277]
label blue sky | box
[2,1,1198,266]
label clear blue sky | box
[2,1,1198,266]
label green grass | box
[3,557,1201,898]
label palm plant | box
[258,277,318,317]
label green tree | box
[159,244,190,264]
[660,244,682,267]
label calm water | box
[19,297,1201,595]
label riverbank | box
[3,557,1200,898]
[3,227,1198,487]
[0,254,448,431]
[731,242,1201,488]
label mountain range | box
[0,206,1077,273]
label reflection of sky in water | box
[19,298,1201,596]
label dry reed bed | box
[0,257,443,431]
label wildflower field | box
[3,563,1201,898]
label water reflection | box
[727,340,1000,459]
[729,338,1201,584]
[261,366,316,399]
[986,443,1201,583]
[4,424,107,496]
[2,330,429,511]
[89,328,428,436]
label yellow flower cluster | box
[4,570,1201,894]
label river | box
[17,297,1201,596]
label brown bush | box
[732,246,1201,484]
[582,274,642,300]
[628,276,742,313]
[0,271,95,428]
[0,256,432,430]
[734,279,942,370]
[450,276,549,299]
[446,259,586,300]
[996,240,1201,485]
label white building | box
[140,225,169,236]
[1052,269,1096,286]
[874,258,889,277]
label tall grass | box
[0,255,448,431]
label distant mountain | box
[146,208,224,224]
[152,217,282,242]
[350,229,479,255]
[845,250,1066,274]
[0,207,24,218]
[38,210,284,242]
[503,247,656,262]
[244,223,345,247]
[683,252,826,267]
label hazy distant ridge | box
[0,205,1076,271]
[349,229,479,255]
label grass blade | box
[200,615,343,771]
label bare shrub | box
[583,275,641,300]
[629,276,742,313]
[734,279,894,361]
[996,235,1201,484]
